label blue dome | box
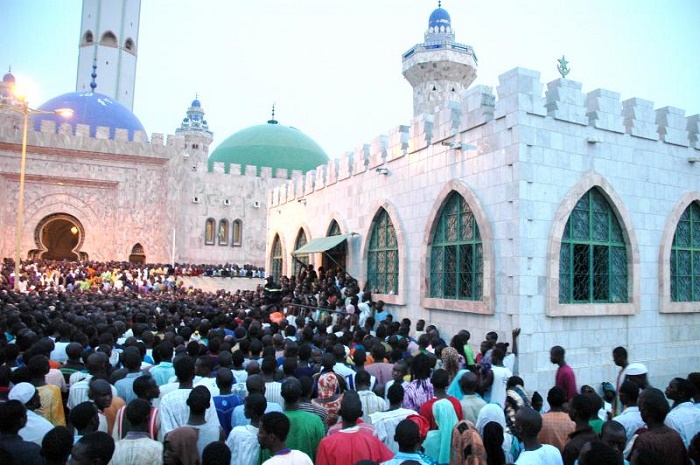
[34,91,145,141]
[429,7,451,29]
[191,98,201,108]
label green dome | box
[209,120,329,176]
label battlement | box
[269,66,699,209]
[0,116,183,159]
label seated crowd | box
[0,259,698,465]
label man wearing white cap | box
[8,382,54,446]
[625,363,650,390]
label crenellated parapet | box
[269,66,699,209]
[0,117,184,159]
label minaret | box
[76,0,141,110]
[176,96,214,163]
[402,2,477,116]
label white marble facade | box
[266,67,700,395]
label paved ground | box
[179,276,265,293]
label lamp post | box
[0,98,72,291]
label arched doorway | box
[323,220,347,272]
[129,243,146,263]
[33,213,85,261]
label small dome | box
[191,98,201,108]
[2,72,15,84]
[209,120,329,176]
[429,7,451,30]
[34,91,146,141]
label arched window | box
[327,220,341,236]
[430,192,482,300]
[670,201,700,302]
[129,243,145,264]
[204,218,215,245]
[559,188,628,303]
[324,220,346,271]
[124,37,135,53]
[231,220,242,247]
[294,229,308,276]
[82,31,94,46]
[99,31,118,47]
[368,208,398,294]
[218,220,229,246]
[270,234,283,280]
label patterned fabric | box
[110,435,164,465]
[449,420,487,465]
[402,379,434,412]
[357,390,387,423]
[37,383,66,426]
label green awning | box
[292,235,349,255]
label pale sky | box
[2,1,699,158]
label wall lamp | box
[688,157,700,163]
[297,198,307,205]
[376,167,390,175]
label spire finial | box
[557,55,570,79]
[196,92,199,99]
[267,102,278,124]
[7,66,10,73]
[438,1,442,8]
[90,59,98,91]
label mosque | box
[1,0,699,393]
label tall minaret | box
[176,97,214,163]
[402,2,477,116]
[76,0,141,110]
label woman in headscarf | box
[402,353,434,412]
[163,426,200,465]
[311,372,344,426]
[440,347,462,385]
[424,399,459,465]
[475,404,520,463]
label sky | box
[2,0,699,158]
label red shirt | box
[556,363,577,401]
[419,395,463,430]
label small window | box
[124,37,135,53]
[82,31,94,46]
[100,31,118,47]
[270,234,283,281]
[204,218,215,245]
[232,220,243,247]
[218,220,229,246]
[294,229,308,275]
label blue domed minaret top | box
[177,95,212,137]
[425,1,455,42]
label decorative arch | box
[81,30,94,46]
[422,180,494,314]
[204,218,215,245]
[231,219,242,247]
[99,31,118,47]
[659,192,700,313]
[361,199,407,304]
[32,213,86,261]
[24,193,99,261]
[546,173,640,317]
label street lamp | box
[0,98,73,291]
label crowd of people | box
[0,259,698,465]
[0,259,266,293]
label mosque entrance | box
[128,243,146,263]
[32,213,86,261]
